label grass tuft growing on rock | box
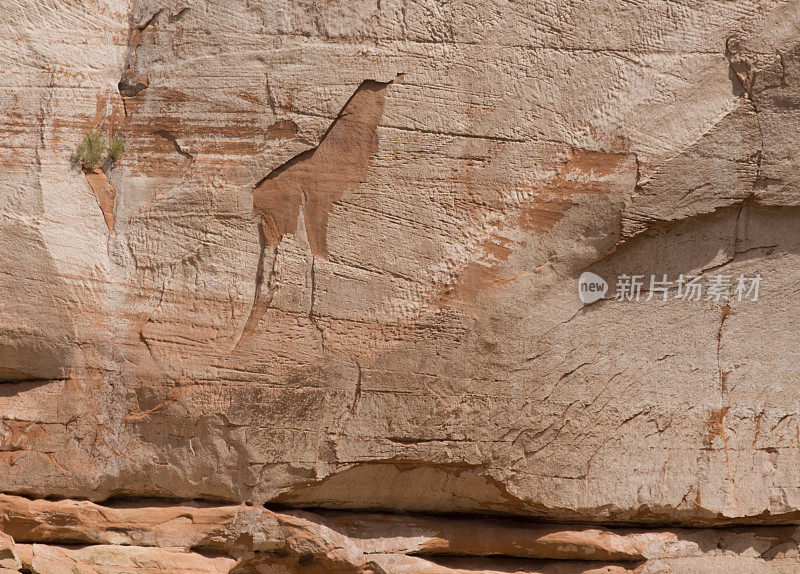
[107,137,125,163]
[72,129,125,170]
[71,129,107,169]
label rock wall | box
[3,0,800,571]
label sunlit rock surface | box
[3,0,800,571]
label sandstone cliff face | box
[3,0,800,571]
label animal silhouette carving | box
[236,78,394,348]
[253,78,392,257]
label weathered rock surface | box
[4,0,800,571]
[0,532,20,573]
[3,494,800,573]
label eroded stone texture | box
[4,0,800,571]
[4,494,800,573]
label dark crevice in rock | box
[168,6,190,23]
[138,8,164,32]
[118,8,164,102]
[308,253,325,350]
[0,376,69,387]
[154,130,194,162]
[118,79,148,98]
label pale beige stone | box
[28,543,236,574]
[2,495,800,572]
[0,531,20,572]
[4,0,800,571]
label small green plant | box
[71,129,106,169]
[72,129,125,170]
[108,137,125,162]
